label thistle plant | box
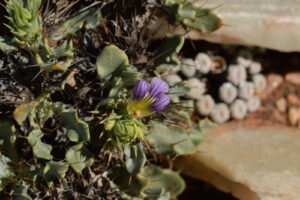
[4,0,43,50]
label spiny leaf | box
[0,121,19,161]
[141,167,185,198]
[27,129,53,160]
[65,143,94,174]
[59,110,90,143]
[124,143,146,175]
[154,34,184,66]
[11,181,32,200]
[13,102,38,125]
[0,155,15,191]
[44,161,69,185]
[96,45,129,80]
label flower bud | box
[210,103,230,123]
[219,82,238,103]
[196,95,215,115]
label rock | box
[285,72,300,86]
[151,0,300,52]
[266,73,283,94]
[275,98,287,113]
[175,122,300,200]
[288,107,300,126]
[287,94,300,106]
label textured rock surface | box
[175,122,300,200]
[153,0,300,52]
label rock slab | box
[175,122,300,200]
[152,0,300,52]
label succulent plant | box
[248,62,262,74]
[196,94,215,115]
[154,34,185,66]
[230,99,248,120]
[227,65,247,85]
[210,103,230,123]
[180,58,196,78]
[239,81,255,99]
[185,78,206,99]
[247,96,261,112]
[253,74,267,93]
[4,0,43,50]
[194,53,212,74]
[163,0,222,33]
[219,82,238,104]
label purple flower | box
[132,77,170,111]
[133,80,150,99]
[151,94,170,111]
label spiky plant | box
[219,82,238,104]
[4,0,43,50]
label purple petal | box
[149,77,169,98]
[133,80,150,99]
[151,94,170,111]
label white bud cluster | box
[196,95,215,115]
[166,54,266,124]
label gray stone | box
[175,122,300,200]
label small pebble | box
[287,94,300,106]
[237,57,252,68]
[285,72,300,86]
[276,98,287,113]
[266,73,283,93]
[288,107,300,126]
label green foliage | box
[43,161,69,185]
[13,102,39,125]
[0,121,19,161]
[125,143,146,175]
[107,117,146,147]
[154,34,184,66]
[11,181,32,200]
[27,129,53,160]
[54,7,101,40]
[96,45,129,80]
[148,121,202,155]
[0,155,15,191]
[4,0,43,49]
[65,143,94,174]
[113,166,185,200]
[59,110,90,143]
[163,0,222,33]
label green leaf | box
[96,45,129,80]
[65,143,94,174]
[27,129,53,160]
[125,143,146,175]
[0,36,17,52]
[44,161,69,185]
[154,34,184,66]
[0,155,15,191]
[13,102,39,125]
[148,121,202,155]
[54,7,101,40]
[11,181,32,200]
[59,110,90,143]
[141,167,185,198]
[0,121,19,161]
